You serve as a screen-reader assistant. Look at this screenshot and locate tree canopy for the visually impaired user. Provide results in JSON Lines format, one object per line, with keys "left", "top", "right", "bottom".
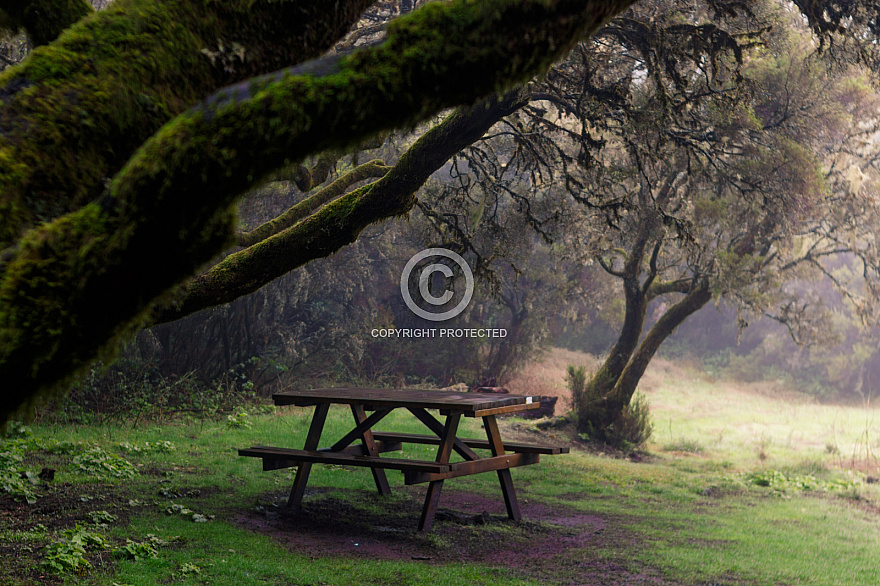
{"left": 393, "top": 0, "right": 880, "bottom": 433}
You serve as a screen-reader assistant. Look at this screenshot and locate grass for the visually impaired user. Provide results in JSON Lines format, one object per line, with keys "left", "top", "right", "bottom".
{"left": 4, "top": 349, "right": 880, "bottom": 584}
{"left": 642, "top": 357, "right": 880, "bottom": 472}
{"left": 108, "top": 516, "right": 523, "bottom": 586}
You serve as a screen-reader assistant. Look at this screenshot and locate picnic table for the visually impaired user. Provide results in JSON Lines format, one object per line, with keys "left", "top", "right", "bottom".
{"left": 239, "top": 387, "right": 569, "bottom": 531}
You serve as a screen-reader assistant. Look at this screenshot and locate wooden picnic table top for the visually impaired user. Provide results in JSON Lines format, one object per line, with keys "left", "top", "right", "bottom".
{"left": 272, "top": 387, "right": 540, "bottom": 415}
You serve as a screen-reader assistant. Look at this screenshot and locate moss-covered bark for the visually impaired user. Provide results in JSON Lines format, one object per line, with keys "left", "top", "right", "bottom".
{"left": 610, "top": 283, "right": 711, "bottom": 405}
{"left": 577, "top": 243, "right": 712, "bottom": 439}
{"left": 0, "top": 0, "right": 636, "bottom": 421}
{"left": 237, "top": 159, "right": 391, "bottom": 247}
{"left": 0, "top": 0, "right": 374, "bottom": 249}
{"left": 154, "top": 90, "right": 530, "bottom": 323}
{"left": 0, "top": 0, "right": 93, "bottom": 46}
{"left": 576, "top": 280, "right": 711, "bottom": 440}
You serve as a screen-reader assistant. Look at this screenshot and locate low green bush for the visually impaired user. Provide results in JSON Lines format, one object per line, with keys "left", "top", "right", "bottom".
{"left": 604, "top": 392, "right": 653, "bottom": 452}
{"left": 567, "top": 364, "right": 653, "bottom": 450}
{"left": 42, "top": 525, "right": 110, "bottom": 575}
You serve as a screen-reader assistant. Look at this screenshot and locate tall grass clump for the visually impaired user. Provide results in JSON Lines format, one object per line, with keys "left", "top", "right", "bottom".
{"left": 566, "top": 364, "right": 653, "bottom": 451}
{"left": 606, "top": 392, "right": 653, "bottom": 451}
{"left": 566, "top": 364, "right": 589, "bottom": 423}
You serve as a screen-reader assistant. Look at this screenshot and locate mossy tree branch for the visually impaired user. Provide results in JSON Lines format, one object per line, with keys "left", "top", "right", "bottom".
{"left": 155, "top": 90, "right": 530, "bottom": 323}
{"left": 0, "top": 0, "right": 374, "bottom": 249}
{"left": 237, "top": 159, "right": 391, "bottom": 248}
{"left": 0, "top": 0, "right": 636, "bottom": 421}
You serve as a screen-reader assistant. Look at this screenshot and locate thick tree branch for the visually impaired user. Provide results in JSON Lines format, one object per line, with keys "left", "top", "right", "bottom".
{"left": 646, "top": 277, "right": 693, "bottom": 301}
{"left": 610, "top": 280, "right": 712, "bottom": 403}
{"left": 237, "top": 159, "right": 391, "bottom": 247}
{"left": 153, "top": 90, "right": 531, "bottom": 323}
{"left": 0, "top": 0, "right": 375, "bottom": 249}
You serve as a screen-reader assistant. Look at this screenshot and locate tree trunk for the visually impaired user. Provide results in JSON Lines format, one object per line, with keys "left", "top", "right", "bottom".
{"left": 577, "top": 212, "right": 657, "bottom": 433}
{"left": 607, "top": 283, "right": 712, "bottom": 417}
{"left": 575, "top": 273, "right": 649, "bottom": 433}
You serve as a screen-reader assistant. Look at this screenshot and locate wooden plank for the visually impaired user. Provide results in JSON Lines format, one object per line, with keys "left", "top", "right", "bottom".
{"left": 318, "top": 440, "right": 402, "bottom": 455}
{"left": 418, "top": 478, "right": 444, "bottom": 532}
{"left": 351, "top": 404, "right": 391, "bottom": 496}
{"left": 438, "top": 402, "right": 543, "bottom": 417}
{"left": 371, "top": 432, "right": 569, "bottom": 455}
{"left": 257, "top": 440, "right": 403, "bottom": 470}
{"left": 417, "top": 411, "right": 460, "bottom": 532}
{"left": 239, "top": 446, "right": 452, "bottom": 473}
{"left": 272, "top": 387, "right": 540, "bottom": 414}
{"left": 404, "top": 452, "right": 539, "bottom": 485}
{"left": 485, "top": 414, "right": 521, "bottom": 521}
{"left": 407, "top": 408, "right": 480, "bottom": 461}
{"left": 470, "top": 402, "right": 542, "bottom": 417}
{"left": 329, "top": 408, "right": 392, "bottom": 451}
{"left": 287, "top": 402, "right": 328, "bottom": 510}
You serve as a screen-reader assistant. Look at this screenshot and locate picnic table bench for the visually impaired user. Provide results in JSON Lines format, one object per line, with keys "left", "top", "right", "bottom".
{"left": 239, "top": 387, "right": 569, "bottom": 531}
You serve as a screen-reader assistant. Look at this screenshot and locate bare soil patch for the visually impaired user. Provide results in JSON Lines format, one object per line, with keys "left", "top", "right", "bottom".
{"left": 236, "top": 487, "right": 678, "bottom": 585}
{"left": 0, "top": 482, "right": 137, "bottom": 585}
{"left": 0, "top": 475, "right": 219, "bottom": 585}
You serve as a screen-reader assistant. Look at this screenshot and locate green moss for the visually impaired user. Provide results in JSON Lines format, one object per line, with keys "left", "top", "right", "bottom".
{"left": 239, "top": 159, "right": 389, "bottom": 247}
{"left": 0, "top": 0, "right": 375, "bottom": 249}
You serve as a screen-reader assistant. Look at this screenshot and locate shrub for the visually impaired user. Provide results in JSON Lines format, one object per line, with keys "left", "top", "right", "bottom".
{"left": 566, "top": 364, "right": 653, "bottom": 451}
{"left": 73, "top": 448, "right": 136, "bottom": 479}
{"left": 46, "top": 357, "right": 259, "bottom": 425}
{"left": 114, "top": 539, "right": 158, "bottom": 561}
{"left": 0, "top": 441, "right": 40, "bottom": 504}
{"left": 42, "top": 525, "right": 110, "bottom": 575}
{"left": 604, "top": 392, "right": 653, "bottom": 452}
{"left": 565, "top": 364, "right": 589, "bottom": 422}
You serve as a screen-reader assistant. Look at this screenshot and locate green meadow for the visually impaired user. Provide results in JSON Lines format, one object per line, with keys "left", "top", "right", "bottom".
{"left": 3, "top": 352, "right": 880, "bottom": 585}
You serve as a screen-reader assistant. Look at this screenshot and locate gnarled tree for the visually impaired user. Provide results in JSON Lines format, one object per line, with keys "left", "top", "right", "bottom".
{"left": 413, "top": 0, "right": 880, "bottom": 441}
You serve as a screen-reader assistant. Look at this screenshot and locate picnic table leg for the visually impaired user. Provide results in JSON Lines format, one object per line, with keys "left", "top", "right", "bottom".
{"left": 287, "top": 402, "right": 329, "bottom": 510}
{"left": 483, "top": 414, "right": 522, "bottom": 522}
{"left": 351, "top": 404, "right": 391, "bottom": 496}
{"left": 417, "top": 411, "right": 461, "bottom": 531}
